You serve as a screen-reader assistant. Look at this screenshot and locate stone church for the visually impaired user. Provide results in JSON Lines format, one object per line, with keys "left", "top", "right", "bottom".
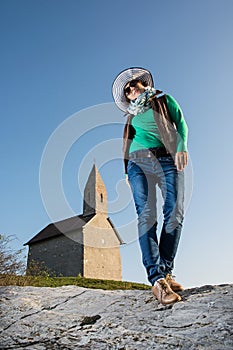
{"left": 24, "top": 165, "right": 123, "bottom": 280}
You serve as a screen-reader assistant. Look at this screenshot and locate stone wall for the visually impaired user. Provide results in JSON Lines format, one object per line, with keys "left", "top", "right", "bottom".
{"left": 83, "top": 215, "right": 122, "bottom": 280}
{"left": 83, "top": 246, "right": 122, "bottom": 281}
{"left": 27, "top": 231, "right": 83, "bottom": 277}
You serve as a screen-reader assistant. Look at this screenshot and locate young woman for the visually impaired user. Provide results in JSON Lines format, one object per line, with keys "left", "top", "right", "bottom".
{"left": 112, "top": 67, "right": 188, "bottom": 305}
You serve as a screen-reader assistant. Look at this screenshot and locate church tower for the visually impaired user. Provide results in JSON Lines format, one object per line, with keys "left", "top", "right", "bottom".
{"left": 83, "top": 164, "right": 108, "bottom": 216}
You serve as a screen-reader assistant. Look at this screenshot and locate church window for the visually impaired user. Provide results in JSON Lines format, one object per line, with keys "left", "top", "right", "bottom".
{"left": 100, "top": 193, "right": 103, "bottom": 202}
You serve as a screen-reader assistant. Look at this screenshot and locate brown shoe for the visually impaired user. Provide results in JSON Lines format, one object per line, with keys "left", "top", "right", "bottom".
{"left": 152, "top": 278, "right": 181, "bottom": 305}
{"left": 166, "top": 274, "right": 184, "bottom": 292}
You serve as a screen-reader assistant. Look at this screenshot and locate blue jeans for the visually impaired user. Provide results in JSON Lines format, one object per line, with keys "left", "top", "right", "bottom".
{"left": 127, "top": 153, "right": 184, "bottom": 286}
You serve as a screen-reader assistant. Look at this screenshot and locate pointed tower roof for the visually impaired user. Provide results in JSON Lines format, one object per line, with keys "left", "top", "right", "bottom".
{"left": 83, "top": 164, "right": 108, "bottom": 217}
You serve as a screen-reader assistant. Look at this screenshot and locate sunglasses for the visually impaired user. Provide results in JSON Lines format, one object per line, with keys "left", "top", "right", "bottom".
{"left": 124, "top": 79, "right": 141, "bottom": 96}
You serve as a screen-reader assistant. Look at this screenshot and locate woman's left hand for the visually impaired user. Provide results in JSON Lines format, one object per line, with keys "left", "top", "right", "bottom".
{"left": 175, "top": 152, "right": 188, "bottom": 171}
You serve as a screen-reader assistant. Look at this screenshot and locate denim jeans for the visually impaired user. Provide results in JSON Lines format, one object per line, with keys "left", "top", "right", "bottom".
{"left": 127, "top": 153, "right": 184, "bottom": 286}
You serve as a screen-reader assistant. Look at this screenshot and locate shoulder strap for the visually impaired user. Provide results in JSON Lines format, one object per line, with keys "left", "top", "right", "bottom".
{"left": 150, "top": 93, "right": 177, "bottom": 153}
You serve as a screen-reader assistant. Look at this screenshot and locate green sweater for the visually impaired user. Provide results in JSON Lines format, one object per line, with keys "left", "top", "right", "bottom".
{"left": 129, "top": 94, "right": 188, "bottom": 153}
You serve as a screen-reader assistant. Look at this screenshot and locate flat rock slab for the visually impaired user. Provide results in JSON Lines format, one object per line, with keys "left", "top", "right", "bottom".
{"left": 0, "top": 284, "right": 232, "bottom": 349}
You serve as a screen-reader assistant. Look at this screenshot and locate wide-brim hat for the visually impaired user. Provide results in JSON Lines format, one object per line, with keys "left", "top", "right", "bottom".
{"left": 112, "top": 67, "right": 154, "bottom": 113}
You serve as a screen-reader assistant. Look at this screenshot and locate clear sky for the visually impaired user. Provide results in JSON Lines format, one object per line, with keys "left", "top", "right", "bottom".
{"left": 1, "top": 0, "right": 233, "bottom": 288}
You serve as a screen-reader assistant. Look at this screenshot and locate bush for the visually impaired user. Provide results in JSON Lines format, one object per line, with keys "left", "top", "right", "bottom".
{"left": 0, "top": 234, "right": 26, "bottom": 275}
{"left": 26, "top": 259, "right": 56, "bottom": 277}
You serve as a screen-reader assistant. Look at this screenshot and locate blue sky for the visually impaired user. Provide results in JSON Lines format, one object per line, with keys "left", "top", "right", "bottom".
{"left": 1, "top": 0, "right": 233, "bottom": 288}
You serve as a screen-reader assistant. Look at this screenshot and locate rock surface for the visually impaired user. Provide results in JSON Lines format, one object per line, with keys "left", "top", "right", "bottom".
{"left": 0, "top": 284, "right": 232, "bottom": 349}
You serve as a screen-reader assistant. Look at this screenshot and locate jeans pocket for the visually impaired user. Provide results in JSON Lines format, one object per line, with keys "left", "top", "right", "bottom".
{"left": 127, "top": 160, "right": 135, "bottom": 173}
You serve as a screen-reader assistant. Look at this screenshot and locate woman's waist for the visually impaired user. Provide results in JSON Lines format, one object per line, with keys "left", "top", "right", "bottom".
{"left": 129, "top": 147, "right": 172, "bottom": 159}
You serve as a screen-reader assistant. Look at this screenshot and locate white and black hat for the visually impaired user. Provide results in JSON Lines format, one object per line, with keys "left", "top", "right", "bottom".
{"left": 112, "top": 67, "right": 154, "bottom": 113}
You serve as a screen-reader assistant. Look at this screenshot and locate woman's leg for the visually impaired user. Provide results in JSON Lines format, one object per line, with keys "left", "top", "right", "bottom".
{"left": 156, "top": 157, "right": 185, "bottom": 275}
{"left": 127, "top": 160, "right": 165, "bottom": 285}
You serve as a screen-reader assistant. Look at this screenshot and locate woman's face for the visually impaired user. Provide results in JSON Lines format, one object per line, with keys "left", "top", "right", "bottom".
{"left": 124, "top": 81, "right": 146, "bottom": 101}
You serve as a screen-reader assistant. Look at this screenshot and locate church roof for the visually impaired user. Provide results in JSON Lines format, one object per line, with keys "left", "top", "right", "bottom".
{"left": 24, "top": 214, "right": 124, "bottom": 246}
{"left": 24, "top": 214, "right": 95, "bottom": 245}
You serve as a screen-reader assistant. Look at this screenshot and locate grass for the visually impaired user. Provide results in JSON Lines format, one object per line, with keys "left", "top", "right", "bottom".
{"left": 0, "top": 274, "right": 150, "bottom": 290}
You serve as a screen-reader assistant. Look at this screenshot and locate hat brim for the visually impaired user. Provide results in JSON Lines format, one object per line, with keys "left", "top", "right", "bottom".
{"left": 112, "top": 67, "right": 154, "bottom": 113}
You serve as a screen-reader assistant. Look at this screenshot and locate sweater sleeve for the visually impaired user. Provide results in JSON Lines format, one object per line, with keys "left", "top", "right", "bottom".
{"left": 165, "top": 94, "right": 188, "bottom": 152}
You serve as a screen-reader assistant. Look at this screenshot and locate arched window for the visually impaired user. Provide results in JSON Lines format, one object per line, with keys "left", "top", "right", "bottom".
{"left": 100, "top": 193, "right": 103, "bottom": 203}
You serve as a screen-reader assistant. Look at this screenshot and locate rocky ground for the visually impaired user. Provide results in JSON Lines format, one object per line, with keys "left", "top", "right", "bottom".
{"left": 0, "top": 284, "right": 232, "bottom": 349}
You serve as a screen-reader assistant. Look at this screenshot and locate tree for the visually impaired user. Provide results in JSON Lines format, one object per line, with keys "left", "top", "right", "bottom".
{"left": 0, "top": 234, "right": 26, "bottom": 275}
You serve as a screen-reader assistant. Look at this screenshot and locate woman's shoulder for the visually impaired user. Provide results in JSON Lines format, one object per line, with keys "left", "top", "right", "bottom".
{"left": 164, "top": 94, "right": 182, "bottom": 110}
